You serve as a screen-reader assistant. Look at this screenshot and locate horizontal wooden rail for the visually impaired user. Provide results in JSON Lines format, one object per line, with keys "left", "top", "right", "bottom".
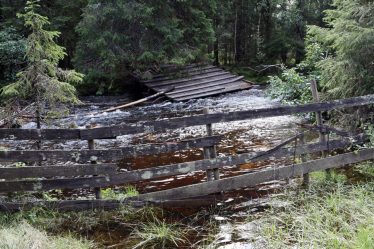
{"left": 137, "top": 148, "right": 374, "bottom": 201}
{"left": 0, "top": 164, "right": 117, "bottom": 180}
{"left": 0, "top": 197, "right": 219, "bottom": 212}
{"left": 0, "top": 135, "right": 366, "bottom": 193}
{"left": 1, "top": 94, "right": 374, "bottom": 140}
{"left": 81, "top": 94, "right": 374, "bottom": 139}
{"left": 0, "top": 199, "right": 145, "bottom": 212}
{"left": 0, "top": 176, "right": 109, "bottom": 193}
{"left": 0, "top": 129, "right": 81, "bottom": 140}
{"left": 0, "top": 136, "right": 221, "bottom": 162}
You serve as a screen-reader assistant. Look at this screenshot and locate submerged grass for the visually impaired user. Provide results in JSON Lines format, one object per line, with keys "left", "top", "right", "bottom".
{"left": 259, "top": 163, "right": 374, "bottom": 249}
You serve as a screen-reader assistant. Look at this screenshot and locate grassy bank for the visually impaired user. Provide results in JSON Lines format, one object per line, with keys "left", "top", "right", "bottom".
{"left": 258, "top": 162, "right": 374, "bottom": 249}
{"left": 1, "top": 163, "right": 373, "bottom": 248}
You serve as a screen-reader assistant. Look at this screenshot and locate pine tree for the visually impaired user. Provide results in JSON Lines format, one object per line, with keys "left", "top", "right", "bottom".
{"left": 0, "top": 0, "right": 83, "bottom": 123}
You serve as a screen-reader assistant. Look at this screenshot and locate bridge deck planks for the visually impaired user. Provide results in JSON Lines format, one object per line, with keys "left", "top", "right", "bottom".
{"left": 140, "top": 65, "right": 252, "bottom": 101}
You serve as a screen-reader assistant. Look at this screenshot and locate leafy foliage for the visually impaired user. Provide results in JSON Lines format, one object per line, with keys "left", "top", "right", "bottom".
{"left": 267, "top": 67, "right": 312, "bottom": 105}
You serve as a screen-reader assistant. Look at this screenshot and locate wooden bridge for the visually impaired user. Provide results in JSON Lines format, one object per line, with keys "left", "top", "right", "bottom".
{"left": 1, "top": 94, "right": 374, "bottom": 211}
{"left": 140, "top": 64, "right": 252, "bottom": 101}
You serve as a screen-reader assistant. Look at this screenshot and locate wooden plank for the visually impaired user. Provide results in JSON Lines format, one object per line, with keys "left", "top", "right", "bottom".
{"left": 137, "top": 148, "right": 374, "bottom": 201}
{"left": 158, "top": 74, "right": 239, "bottom": 92}
{"left": 106, "top": 136, "right": 367, "bottom": 185}
{"left": 174, "top": 82, "right": 252, "bottom": 101}
{"left": 3, "top": 95, "right": 374, "bottom": 141}
{"left": 0, "top": 164, "right": 117, "bottom": 180}
{"left": 169, "top": 80, "right": 248, "bottom": 100}
{"left": 0, "top": 176, "right": 110, "bottom": 193}
{"left": 0, "top": 198, "right": 217, "bottom": 212}
{"left": 144, "top": 65, "right": 215, "bottom": 81}
{"left": 0, "top": 136, "right": 366, "bottom": 193}
{"left": 166, "top": 77, "right": 245, "bottom": 97}
{"left": 145, "top": 71, "right": 230, "bottom": 87}
{"left": 143, "top": 68, "right": 223, "bottom": 84}
{"left": 0, "top": 136, "right": 221, "bottom": 162}
{"left": 0, "top": 128, "right": 81, "bottom": 140}
{"left": 148, "top": 65, "right": 217, "bottom": 80}
{"left": 0, "top": 199, "right": 145, "bottom": 212}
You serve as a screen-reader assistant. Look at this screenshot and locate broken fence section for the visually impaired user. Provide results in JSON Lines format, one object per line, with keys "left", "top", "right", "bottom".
{"left": 0, "top": 94, "right": 374, "bottom": 211}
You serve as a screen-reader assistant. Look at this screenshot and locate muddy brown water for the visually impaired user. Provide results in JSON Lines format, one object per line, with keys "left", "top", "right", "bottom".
{"left": 3, "top": 88, "right": 307, "bottom": 248}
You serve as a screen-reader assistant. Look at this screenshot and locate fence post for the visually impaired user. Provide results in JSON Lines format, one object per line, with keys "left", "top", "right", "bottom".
{"left": 203, "top": 108, "right": 220, "bottom": 181}
{"left": 310, "top": 80, "right": 330, "bottom": 178}
{"left": 87, "top": 124, "right": 101, "bottom": 199}
{"left": 300, "top": 133, "right": 309, "bottom": 188}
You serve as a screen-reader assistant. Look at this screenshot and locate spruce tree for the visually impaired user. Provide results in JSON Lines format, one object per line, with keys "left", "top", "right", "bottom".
{"left": 0, "top": 0, "right": 83, "bottom": 125}
{"left": 308, "top": 0, "right": 374, "bottom": 98}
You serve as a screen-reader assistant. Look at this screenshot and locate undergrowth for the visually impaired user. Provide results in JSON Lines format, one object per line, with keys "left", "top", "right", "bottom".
{"left": 259, "top": 163, "right": 374, "bottom": 249}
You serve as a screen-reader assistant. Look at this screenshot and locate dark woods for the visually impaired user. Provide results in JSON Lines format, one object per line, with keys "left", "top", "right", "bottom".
{"left": 0, "top": 0, "right": 373, "bottom": 97}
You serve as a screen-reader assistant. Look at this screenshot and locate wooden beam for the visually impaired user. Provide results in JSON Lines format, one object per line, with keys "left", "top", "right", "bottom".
{"left": 0, "top": 199, "right": 145, "bottom": 212}
{"left": 81, "top": 94, "right": 374, "bottom": 139}
{"left": 145, "top": 71, "right": 230, "bottom": 88}
{"left": 142, "top": 66, "right": 218, "bottom": 83}
{"left": 0, "top": 164, "right": 117, "bottom": 180}
{"left": 166, "top": 77, "right": 245, "bottom": 98}
{"left": 0, "top": 136, "right": 221, "bottom": 162}
{"left": 0, "top": 129, "right": 81, "bottom": 140}
{"left": 137, "top": 148, "right": 374, "bottom": 201}
{"left": 2, "top": 95, "right": 374, "bottom": 141}
{"left": 160, "top": 75, "right": 239, "bottom": 92}
{"left": 0, "top": 136, "right": 366, "bottom": 193}
{"left": 0, "top": 176, "right": 109, "bottom": 193}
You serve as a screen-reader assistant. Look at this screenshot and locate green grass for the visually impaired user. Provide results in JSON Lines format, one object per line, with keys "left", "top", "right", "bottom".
{"left": 0, "top": 221, "right": 93, "bottom": 249}
{"left": 131, "top": 218, "right": 188, "bottom": 249}
{"left": 258, "top": 163, "right": 374, "bottom": 249}
{"left": 101, "top": 185, "right": 139, "bottom": 201}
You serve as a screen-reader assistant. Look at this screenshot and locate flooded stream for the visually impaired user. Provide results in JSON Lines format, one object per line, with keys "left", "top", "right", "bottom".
{"left": 3, "top": 87, "right": 303, "bottom": 248}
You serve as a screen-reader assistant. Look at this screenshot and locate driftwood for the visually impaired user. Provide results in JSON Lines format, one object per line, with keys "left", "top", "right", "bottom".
{"left": 100, "top": 86, "right": 175, "bottom": 113}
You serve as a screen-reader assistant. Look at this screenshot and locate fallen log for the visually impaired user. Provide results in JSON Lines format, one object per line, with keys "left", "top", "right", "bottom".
{"left": 100, "top": 86, "right": 175, "bottom": 113}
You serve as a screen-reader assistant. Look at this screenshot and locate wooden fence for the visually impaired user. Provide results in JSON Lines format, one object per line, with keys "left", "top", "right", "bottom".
{"left": 0, "top": 94, "right": 373, "bottom": 211}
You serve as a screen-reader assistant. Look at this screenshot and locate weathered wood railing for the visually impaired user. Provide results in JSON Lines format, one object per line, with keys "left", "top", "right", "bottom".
{"left": 0, "top": 94, "right": 373, "bottom": 211}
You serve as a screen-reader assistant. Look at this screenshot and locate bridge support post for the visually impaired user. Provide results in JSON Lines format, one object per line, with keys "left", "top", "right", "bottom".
{"left": 203, "top": 108, "right": 220, "bottom": 181}
{"left": 87, "top": 124, "right": 101, "bottom": 199}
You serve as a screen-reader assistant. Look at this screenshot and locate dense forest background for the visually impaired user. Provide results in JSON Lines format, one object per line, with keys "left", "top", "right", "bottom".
{"left": 0, "top": 0, "right": 373, "bottom": 98}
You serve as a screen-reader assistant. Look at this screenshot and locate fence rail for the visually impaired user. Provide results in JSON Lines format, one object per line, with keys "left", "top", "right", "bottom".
{"left": 0, "top": 93, "right": 373, "bottom": 211}
{"left": 1, "top": 94, "right": 374, "bottom": 140}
